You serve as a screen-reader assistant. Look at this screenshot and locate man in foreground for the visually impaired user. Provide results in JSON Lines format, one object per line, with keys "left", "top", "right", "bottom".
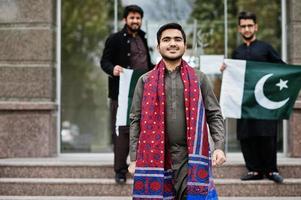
{"left": 129, "top": 23, "right": 226, "bottom": 200}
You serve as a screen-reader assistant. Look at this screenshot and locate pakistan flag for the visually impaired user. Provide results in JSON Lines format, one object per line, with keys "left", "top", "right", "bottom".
{"left": 220, "top": 59, "right": 301, "bottom": 119}
{"left": 115, "top": 68, "right": 147, "bottom": 135}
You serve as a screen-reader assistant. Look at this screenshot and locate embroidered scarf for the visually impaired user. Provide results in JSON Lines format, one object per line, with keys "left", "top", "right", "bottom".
{"left": 133, "top": 60, "right": 218, "bottom": 200}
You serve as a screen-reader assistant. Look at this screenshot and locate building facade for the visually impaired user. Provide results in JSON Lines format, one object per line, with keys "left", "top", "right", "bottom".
{"left": 0, "top": 0, "right": 300, "bottom": 158}
{"left": 0, "top": 0, "right": 57, "bottom": 158}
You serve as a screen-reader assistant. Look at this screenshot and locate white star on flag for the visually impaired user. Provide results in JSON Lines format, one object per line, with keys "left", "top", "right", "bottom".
{"left": 276, "top": 79, "right": 288, "bottom": 91}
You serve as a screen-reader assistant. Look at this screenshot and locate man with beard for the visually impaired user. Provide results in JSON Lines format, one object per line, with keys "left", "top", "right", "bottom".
{"left": 221, "top": 11, "right": 284, "bottom": 183}
{"left": 128, "top": 23, "right": 226, "bottom": 200}
{"left": 101, "top": 5, "right": 153, "bottom": 184}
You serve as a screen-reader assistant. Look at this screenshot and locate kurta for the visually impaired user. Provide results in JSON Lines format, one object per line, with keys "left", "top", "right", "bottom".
{"left": 129, "top": 67, "right": 224, "bottom": 199}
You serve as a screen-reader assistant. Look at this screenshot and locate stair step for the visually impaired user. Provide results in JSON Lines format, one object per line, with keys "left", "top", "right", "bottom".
{"left": 0, "top": 178, "right": 300, "bottom": 196}
{"left": 1, "top": 155, "right": 300, "bottom": 197}
{"left": 0, "top": 197, "right": 300, "bottom": 200}
{"left": 0, "top": 197, "right": 131, "bottom": 200}
{"left": 1, "top": 157, "right": 301, "bottom": 179}
{"left": 0, "top": 165, "right": 114, "bottom": 179}
{"left": 213, "top": 163, "right": 301, "bottom": 178}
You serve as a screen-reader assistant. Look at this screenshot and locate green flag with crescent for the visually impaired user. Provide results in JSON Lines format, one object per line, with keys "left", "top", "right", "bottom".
{"left": 115, "top": 68, "right": 147, "bottom": 135}
{"left": 220, "top": 59, "right": 301, "bottom": 119}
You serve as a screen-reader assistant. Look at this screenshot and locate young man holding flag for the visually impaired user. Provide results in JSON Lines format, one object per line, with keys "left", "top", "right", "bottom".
{"left": 221, "top": 11, "right": 286, "bottom": 183}
{"left": 100, "top": 5, "right": 153, "bottom": 184}
{"left": 129, "top": 23, "right": 226, "bottom": 200}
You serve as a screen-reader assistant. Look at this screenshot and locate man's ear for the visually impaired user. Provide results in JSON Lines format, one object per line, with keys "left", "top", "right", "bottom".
{"left": 254, "top": 24, "right": 258, "bottom": 32}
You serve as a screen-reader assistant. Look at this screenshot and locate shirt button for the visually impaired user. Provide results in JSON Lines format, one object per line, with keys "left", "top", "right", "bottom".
{"left": 127, "top": 53, "right": 131, "bottom": 56}
{"left": 127, "top": 40, "right": 130, "bottom": 43}
{"left": 123, "top": 33, "right": 127, "bottom": 37}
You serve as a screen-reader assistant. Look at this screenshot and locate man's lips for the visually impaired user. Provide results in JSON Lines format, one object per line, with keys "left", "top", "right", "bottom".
{"left": 167, "top": 48, "right": 179, "bottom": 53}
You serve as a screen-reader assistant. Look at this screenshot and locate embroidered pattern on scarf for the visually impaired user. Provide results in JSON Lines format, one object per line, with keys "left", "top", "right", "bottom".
{"left": 133, "top": 60, "right": 218, "bottom": 200}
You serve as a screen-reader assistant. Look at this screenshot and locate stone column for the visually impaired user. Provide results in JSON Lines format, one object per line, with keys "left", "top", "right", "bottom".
{"left": 287, "top": 0, "right": 301, "bottom": 157}
{"left": 0, "top": 0, "right": 57, "bottom": 157}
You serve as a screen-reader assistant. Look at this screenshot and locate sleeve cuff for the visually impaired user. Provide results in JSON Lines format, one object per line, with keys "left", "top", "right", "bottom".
{"left": 130, "top": 152, "right": 136, "bottom": 162}
{"left": 214, "top": 141, "right": 225, "bottom": 152}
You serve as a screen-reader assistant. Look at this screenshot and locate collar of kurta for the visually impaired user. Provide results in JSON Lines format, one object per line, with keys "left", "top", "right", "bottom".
{"left": 132, "top": 59, "right": 218, "bottom": 200}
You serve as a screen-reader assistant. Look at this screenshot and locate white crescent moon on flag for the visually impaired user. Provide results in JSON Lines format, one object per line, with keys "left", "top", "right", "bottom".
{"left": 254, "top": 73, "right": 289, "bottom": 110}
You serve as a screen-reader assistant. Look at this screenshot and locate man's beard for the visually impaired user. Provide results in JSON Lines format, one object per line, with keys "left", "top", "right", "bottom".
{"left": 242, "top": 33, "right": 255, "bottom": 41}
{"left": 127, "top": 24, "right": 140, "bottom": 33}
{"left": 161, "top": 54, "right": 183, "bottom": 62}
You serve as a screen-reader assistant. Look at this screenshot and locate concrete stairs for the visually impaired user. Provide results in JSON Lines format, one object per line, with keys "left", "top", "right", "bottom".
{"left": 0, "top": 154, "right": 301, "bottom": 198}
{"left": 0, "top": 197, "right": 301, "bottom": 200}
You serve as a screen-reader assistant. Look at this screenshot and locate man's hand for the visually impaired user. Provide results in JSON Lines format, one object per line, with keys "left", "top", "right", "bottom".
{"left": 219, "top": 63, "right": 226, "bottom": 72}
{"left": 212, "top": 149, "right": 226, "bottom": 167}
{"left": 128, "top": 161, "right": 136, "bottom": 175}
{"left": 113, "top": 65, "right": 123, "bottom": 76}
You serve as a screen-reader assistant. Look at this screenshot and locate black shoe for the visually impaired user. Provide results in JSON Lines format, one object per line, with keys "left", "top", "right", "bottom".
{"left": 115, "top": 173, "right": 126, "bottom": 184}
{"left": 266, "top": 172, "right": 283, "bottom": 183}
{"left": 240, "top": 171, "right": 263, "bottom": 181}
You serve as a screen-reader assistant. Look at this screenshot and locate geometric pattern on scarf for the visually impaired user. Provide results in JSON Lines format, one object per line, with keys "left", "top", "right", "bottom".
{"left": 133, "top": 59, "right": 218, "bottom": 200}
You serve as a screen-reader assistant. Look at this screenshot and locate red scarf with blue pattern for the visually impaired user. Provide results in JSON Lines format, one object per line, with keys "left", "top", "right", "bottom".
{"left": 133, "top": 60, "right": 218, "bottom": 200}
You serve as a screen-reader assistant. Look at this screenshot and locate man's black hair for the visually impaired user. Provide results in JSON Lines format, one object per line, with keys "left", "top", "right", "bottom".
{"left": 123, "top": 5, "right": 144, "bottom": 18}
{"left": 156, "top": 23, "right": 186, "bottom": 44}
{"left": 238, "top": 11, "right": 257, "bottom": 25}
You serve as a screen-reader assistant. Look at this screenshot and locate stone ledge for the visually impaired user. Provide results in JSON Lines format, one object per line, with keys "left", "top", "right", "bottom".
{"left": 0, "top": 101, "right": 56, "bottom": 110}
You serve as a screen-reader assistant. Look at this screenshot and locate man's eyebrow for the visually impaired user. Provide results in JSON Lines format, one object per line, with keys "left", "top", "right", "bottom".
{"left": 160, "top": 36, "right": 171, "bottom": 40}
{"left": 161, "top": 36, "right": 183, "bottom": 40}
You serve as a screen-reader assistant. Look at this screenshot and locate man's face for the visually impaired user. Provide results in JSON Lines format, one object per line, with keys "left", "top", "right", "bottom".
{"left": 157, "top": 29, "right": 186, "bottom": 61}
{"left": 238, "top": 19, "right": 258, "bottom": 41}
{"left": 124, "top": 12, "right": 142, "bottom": 33}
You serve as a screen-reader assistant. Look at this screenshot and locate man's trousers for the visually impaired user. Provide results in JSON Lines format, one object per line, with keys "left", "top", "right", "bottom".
{"left": 240, "top": 136, "right": 278, "bottom": 175}
{"left": 110, "top": 99, "right": 129, "bottom": 174}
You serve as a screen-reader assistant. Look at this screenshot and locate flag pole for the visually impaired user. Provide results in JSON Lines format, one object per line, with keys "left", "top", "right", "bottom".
{"left": 224, "top": 0, "right": 228, "bottom": 58}
{"left": 114, "top": 0, "right": 118, "bottom": 33}
{"left": 56, "top": 0, "right": 62, "bottom": 155}
{"left": 224, "top": 0, "right": 229, "bottom": 154}
{"left": 281, "top": 0, "right": 288, "bottom": 155}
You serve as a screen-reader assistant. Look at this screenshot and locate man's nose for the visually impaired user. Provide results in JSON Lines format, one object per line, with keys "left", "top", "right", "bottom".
{"left": 133, "top": 18, "right": 140, "bottom": 23}
{"left": 169, "top": 39, "right": 177, "bottom": 46}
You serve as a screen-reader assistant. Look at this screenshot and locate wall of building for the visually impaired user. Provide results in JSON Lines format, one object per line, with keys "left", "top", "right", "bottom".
{"left": 0, "top": 0, "right": 57, "bottom": 158}
{"left": 0, "top": 0, "right": 300, "bottom": 158}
